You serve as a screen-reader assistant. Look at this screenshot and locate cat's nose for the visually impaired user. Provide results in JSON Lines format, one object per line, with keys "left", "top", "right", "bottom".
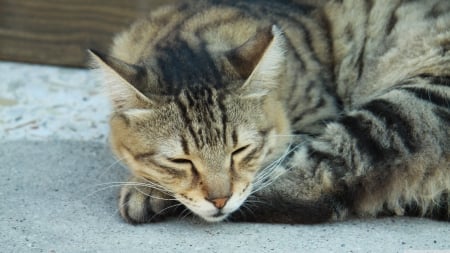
{"left": 207, "top": 197, "right": 229, "bottom": 209}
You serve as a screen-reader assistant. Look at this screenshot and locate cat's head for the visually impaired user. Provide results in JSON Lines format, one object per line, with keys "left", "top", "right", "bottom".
{"left": 91, "top": 25, "right": 291, "bottom": 222}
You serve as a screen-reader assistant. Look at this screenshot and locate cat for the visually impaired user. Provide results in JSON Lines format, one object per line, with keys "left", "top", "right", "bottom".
{"left": 90, "top": 0, "right": 450, "bottom": 224}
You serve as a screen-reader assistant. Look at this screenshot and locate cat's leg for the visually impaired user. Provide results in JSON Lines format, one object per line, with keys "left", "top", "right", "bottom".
{"left": 233, "top": 74, "right": 450, "bottom": 223}
{"left": 118, "top": 176, "right": 183, "bottom": 224}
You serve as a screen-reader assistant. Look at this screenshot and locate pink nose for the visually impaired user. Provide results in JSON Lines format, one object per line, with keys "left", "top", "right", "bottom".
{"left": 208, "top": 197, "right": 229, "bottom": 209}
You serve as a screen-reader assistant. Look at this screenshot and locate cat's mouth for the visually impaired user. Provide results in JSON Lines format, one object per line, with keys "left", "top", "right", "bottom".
{"left": 212, "top": 211, "right": 226, "bottom": 218}
{"left": 188, "top": 204, "right": 235, "bottom": 222}
{"left": 177, "top": 187, "right": 252, "bottom": 222}
{"left": 202, "top": 211, "right": 228, "bottom": 222}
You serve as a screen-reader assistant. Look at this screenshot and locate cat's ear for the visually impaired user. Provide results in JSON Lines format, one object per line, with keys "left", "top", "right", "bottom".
{"left": 226, "top": 25, "right": 286, "bottom": 98}
{"left": 89, "top": 49, "right": 153, "bottom": 110}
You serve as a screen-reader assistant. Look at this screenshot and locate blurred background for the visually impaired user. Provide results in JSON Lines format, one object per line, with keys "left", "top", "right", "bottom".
{"left": 0, "top": 0, "right": 327, "bottom": 67}
{"left": 0, "top": 0, "right": 174, "bottom": 141}
{"left": 0, "top": 0, "right": 177, "bottom": 67}
{"left": 0, "top": 0, "right": 326, "bottom": 141}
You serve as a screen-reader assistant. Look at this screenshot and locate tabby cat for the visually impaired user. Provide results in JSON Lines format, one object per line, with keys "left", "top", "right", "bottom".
{"left": 90, "top": 0, "right": 450, "bottom": 224}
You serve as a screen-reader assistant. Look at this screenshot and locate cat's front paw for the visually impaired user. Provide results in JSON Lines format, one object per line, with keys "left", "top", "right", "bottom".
{"left": 118, "top": 178, "right": 178, "bottom": 224}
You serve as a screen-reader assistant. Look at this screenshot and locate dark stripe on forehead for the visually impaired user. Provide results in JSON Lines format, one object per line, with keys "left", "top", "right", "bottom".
{"left": 155, "top": 37, "right": 223, "bottom": 94}
{"left": 174, "top": 99, "right": 202, "bottom": 148}
{"left": 217, "top": 93, "right": 229, "bottom": 144}
{"left": 180, "top": 136, "right": 190, "bottom": 155}
{"left": 232, "top": 129, "right": 238, "bottom": 147}
{"left": 204, "top": 91, "right": 219, "bottom": 123}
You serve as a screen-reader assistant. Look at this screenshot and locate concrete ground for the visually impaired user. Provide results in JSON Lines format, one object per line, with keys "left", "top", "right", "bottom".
{"left": 0, "top": 61, "right": 449, "bottom": 252}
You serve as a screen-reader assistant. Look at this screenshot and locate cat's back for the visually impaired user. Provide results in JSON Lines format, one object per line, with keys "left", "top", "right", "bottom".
{"left": 110, "top": 0, "right": 318, "bottom": 65}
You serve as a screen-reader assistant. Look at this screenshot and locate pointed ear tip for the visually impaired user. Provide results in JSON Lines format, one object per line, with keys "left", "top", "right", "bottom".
{"left": 271, "top": 25, "right": 283, "bottom": 37}
{"left": 87, "top": 48, "right": 107, "bottom": 59}
{"left": 86, "top": 49, "right": 114, "bottom": 69}
{"left": 87, "top": 48, "right": 95, "bottom": 55}
{"left": 86, "top": 49, "right": 105, "bottom": 68}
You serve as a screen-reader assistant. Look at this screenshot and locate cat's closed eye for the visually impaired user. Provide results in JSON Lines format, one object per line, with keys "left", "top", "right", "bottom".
{"left": 169, "top": 158, "right": 192, "bottom": 165}
{"left": 232, "top": 145, "right": 251, "bottom": 156}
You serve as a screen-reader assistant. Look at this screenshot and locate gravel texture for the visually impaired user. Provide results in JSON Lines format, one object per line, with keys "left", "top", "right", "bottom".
{"left": 0, "top": 61, "right": 109, "bottom": 141}
{"left": 0, "top": 61, "right": 449, "bottom": 252}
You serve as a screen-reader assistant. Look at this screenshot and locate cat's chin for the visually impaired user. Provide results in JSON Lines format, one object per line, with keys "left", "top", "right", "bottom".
{"left": 200, "top": 213, "right": 229, "bottom": 223}
{"left": 178, "top": 202, "right": 232, "bottom": 223}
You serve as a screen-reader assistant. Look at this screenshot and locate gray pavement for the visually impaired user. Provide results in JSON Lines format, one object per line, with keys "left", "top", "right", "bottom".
{"left": 1, "top": 140, "right": 449, "bottom": 253}
{"left": 0, "top": 61, "right": 449, "bottom": 252}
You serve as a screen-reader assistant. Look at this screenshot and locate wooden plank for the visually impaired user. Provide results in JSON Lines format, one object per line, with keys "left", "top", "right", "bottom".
{"left": 0, "top": 0, "right": 326, "bottom": 68}
{"left": 0, "top": 0, "right": 176, "bottom": 67}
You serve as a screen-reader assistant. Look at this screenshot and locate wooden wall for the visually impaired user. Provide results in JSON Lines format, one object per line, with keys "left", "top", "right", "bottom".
{"left": 0, "top": 0, "right": 177, "bottom": 67}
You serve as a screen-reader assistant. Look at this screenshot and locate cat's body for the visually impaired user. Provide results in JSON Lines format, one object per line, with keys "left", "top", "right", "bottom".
{"left": 91, "top": 0, "right": 450, "bottom": 224}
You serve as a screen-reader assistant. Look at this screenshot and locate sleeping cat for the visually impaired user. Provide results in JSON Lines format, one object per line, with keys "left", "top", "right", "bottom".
{"left": 90, "top": 0, "right": 450, "bottom": 224}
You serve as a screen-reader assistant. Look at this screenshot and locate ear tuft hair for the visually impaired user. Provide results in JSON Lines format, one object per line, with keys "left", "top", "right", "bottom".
{"left": 227, "top": 25, "right": 287, "bottom": 98}
{"left": 89, "top": 49, "right": 153, "bottom": 111}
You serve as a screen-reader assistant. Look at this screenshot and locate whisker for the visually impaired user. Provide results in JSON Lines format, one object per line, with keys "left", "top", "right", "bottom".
{"left": 92, "top": 182, "right": 170, "bottom": 193}
{"left": 83, "top": 182, "right": 174, "bottom": 203}
{"left": 252, "top": 144, "right": 293, "bottom": 187}
{"left": 81, "top": 183, "right": 142, "bottom": 201}
{"left": 140, "top": 177, "right": 174, "bottom": 194}
{"left": 177, "top": 209, "right": 189, "bottom": 220}
{"left": 242, "top": 203, "right": 255, "bottom": 213}
{"left": 93, "top": 181, "right": 147, "bottom": 187}
{"left": 149, "top": 203, "right": 184, "bottom": 222}
{"left": 244, "top": 199, "right": 268, "bottom": 206}
{"left": 235, "top": 208, "right": 248, "bottom": 221}
{"left": 251, "top": 165, "right": 296, "bottom": 194}
{"left": 82, "top": 185, "right": 119, "bottom": 200}
{"left": 251, "top": 143, "right": 302, "bottom": 194}
{"left": 178, "top": 208, "right": 193, "bottom": 221}
{"left": 254, "top": 150, "right": 287, "bottom": 181}
{"left": 98, "top": 157, "right": 126, "bottom": 179}
{"left": 110, "top": 195, "right": 130, "bottom": 221}
{"left": 132, "top": 186, "right": 177, "bottom": 201}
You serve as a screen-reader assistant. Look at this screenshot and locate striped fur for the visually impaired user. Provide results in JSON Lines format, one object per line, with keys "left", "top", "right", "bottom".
{"left": 91, "top": 0, "right": 450, "bottom": 224}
